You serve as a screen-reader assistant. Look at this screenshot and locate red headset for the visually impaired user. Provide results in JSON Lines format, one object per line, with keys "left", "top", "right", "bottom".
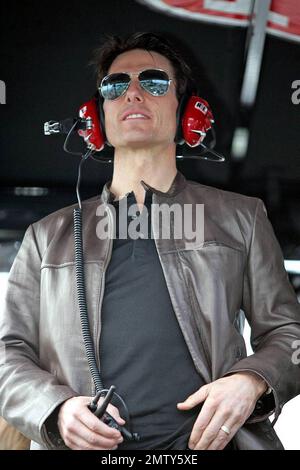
{"left": 78, "top": 93, "right": 214, "bottom": 152}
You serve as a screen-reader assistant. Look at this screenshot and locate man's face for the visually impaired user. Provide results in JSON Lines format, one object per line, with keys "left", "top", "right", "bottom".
{"left": 102, "top": 49, "right": 178, "bottom": 150}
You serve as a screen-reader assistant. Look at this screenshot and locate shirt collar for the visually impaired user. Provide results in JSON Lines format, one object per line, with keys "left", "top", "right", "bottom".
{"left": 100, "top": 170, "right": 186, "bottom": 205}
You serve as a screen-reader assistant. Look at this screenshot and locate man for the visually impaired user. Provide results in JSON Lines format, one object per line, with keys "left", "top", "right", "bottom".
{"left": 0, "top": 32, "right": 300, "bottom": 451}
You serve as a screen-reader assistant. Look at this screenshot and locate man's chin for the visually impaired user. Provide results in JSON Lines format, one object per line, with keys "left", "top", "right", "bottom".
{"left": 116, "top": 136, "right": 157, "bottom": 149}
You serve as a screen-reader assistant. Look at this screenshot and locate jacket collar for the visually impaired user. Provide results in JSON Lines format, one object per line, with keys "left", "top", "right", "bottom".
{"left": 100, "top": 170, "right": 187, "bottom": 204}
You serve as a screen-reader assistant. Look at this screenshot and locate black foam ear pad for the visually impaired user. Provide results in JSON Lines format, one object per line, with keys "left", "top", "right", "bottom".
{"left": 174, "top": 93, "right": 190, "bottom": 145}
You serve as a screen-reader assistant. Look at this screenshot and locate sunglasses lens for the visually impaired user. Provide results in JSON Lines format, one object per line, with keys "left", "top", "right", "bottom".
{"left": 100, "top": 73, "right": 130, "bottom": 100}
{"left": 139, "top": 69, "right": 170, "bottom": 96}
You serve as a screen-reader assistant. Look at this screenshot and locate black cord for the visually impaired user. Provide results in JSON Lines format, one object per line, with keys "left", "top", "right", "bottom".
{"left": 91, "top": 388, "right": 131, "bottom": 424}
{"left": 208, "top": 127, "right": 217, "bottom": 150}
{"left": 90, "top": 154, "right": 113, "bottom": 164}
{"left": 198, "top": 143, "right": 225, "bottom": 162}
{"left": 75, "top": 149, "right": 93, "bottom": 210}
{"left": 63, "top": 119, "right": 83, "bottom": 156}
{"left": 73, "top": 152, "right": 137, "bottom": 439}
{"left": 74, "top": 205, "right": 104, "bottom": 392}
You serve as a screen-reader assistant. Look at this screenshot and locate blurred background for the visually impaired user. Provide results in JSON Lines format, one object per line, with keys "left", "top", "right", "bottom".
{"left": 0, "top": 0, "right": 299, "bottom": 449}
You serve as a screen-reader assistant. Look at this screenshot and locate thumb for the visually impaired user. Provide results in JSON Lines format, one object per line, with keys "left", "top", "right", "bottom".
{"left": 177, "top": 385, "right": 209, "bottom": 410}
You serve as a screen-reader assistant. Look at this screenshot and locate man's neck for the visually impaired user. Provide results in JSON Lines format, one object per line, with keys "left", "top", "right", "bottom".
{"left": 109, "top": 145, "right": 178, "bottom": 208}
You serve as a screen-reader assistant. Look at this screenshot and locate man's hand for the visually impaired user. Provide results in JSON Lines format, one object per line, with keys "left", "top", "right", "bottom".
{"left": 57, "top": 396, "right": 126, "bottom": 450}
{"left": 177, "top": 372, "right": 268, "bottom": 450}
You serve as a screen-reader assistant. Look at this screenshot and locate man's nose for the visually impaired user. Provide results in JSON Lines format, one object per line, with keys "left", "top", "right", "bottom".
{"left": 125, "top": 78, "right": 144, "bottom": 102}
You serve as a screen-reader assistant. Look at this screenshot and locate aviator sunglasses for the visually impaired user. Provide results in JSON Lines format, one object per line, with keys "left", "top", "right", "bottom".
{"left": 99, "top": 68, "right": 173, "bottom": 100}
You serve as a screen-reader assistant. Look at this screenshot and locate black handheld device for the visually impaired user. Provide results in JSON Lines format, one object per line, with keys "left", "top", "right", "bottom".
{"left": 88, "top": 386, "right": 140, "bottom": 442}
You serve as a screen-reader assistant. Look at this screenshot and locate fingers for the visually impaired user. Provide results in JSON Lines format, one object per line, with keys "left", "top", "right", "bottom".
{"left": 101, "top": 401, "right": 126, "bottom": 426}
{"left": 177, "top": 384, "right": 210, "bottom": 410}
{"left": 62, "top": 418, "right": 124, "bottom": 450}
{"left": 77, "top": 402, "right": 124, "bottom": 438}
{"left": 67, "top": 433, "right": 123, "bottom": 450}
{"left": 187, "top": 395, "right": 217, "bottom": 449}
{"left": 192, "top": 406, "right": 232, "bottom": 450}
{"left": 190, "top": 400, "right": 246, "bottom": 450}
{"left": 206, "top": 417, "right": 239, "bottom": 450}
{"left": 57, "top": 396, "right": 125, "bottom": 450}
{"left": 204, "top": 401, "right": 250, "bottom": 451}
{"left": 185, "top": 375, "right": 263, "bottom": 451}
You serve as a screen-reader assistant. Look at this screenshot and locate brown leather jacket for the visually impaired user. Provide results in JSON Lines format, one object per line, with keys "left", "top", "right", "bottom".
{"left": 1, "top": 171, "right": 300, "bottom": 450}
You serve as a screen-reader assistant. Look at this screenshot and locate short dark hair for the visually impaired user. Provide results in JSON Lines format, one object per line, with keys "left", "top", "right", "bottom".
{"left": 90, "top": 32, "right": 196, "bottom": 100}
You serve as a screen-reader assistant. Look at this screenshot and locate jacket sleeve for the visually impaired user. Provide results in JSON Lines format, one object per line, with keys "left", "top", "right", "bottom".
{"left": 0, "top": 224, "right": 77, "bottom": 448}
{"left": 224, "top": 198, "right": 300, "bottom": 424}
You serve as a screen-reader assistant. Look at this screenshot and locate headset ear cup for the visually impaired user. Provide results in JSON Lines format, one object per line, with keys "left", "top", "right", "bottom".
{"left": 181, "top": 95, "right": 214, "bottom": 147}
{"left": 175, "top": 94, "right": 189, "bottom": 145}
{"left": 78, "top": 96, "right": 105, "bottom": 151}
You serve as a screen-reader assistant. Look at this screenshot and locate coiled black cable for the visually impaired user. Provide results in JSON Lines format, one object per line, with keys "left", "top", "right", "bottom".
{"left": 74, "top": 205, "right": 104, "bottom": 393}
{"left": 73, "top": 152, "right": 139, "bottom": 440}
{"left": 74, "top": 150, "right": 103, "bottom": 392}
